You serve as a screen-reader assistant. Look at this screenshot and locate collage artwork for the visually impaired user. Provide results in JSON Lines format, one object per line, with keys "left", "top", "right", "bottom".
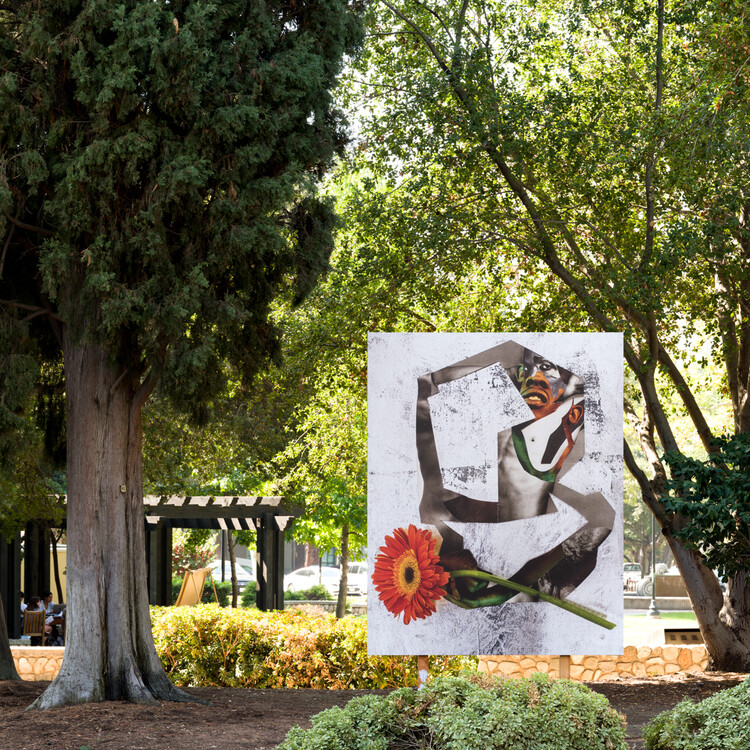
{"left": 367, "top": 333, "right": 623, "bottom": 656}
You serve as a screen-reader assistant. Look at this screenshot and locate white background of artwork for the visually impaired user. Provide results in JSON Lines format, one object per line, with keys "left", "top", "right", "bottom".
{"left": 367, "top": 332, "right": 623, "bottom": 656}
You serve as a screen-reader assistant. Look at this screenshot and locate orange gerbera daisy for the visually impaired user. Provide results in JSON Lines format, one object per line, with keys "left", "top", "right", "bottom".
{"left": 372, "top": 525, "right": 450, "bottom": 624}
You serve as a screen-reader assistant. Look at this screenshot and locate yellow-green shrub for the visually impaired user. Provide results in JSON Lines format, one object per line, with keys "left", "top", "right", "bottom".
{"left": 151, "top": 604, "right": 476, "bottom": 689}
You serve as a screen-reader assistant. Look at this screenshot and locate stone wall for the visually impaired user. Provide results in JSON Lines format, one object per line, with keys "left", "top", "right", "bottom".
{"left": 13, "top": 643, "right": 709, "bottom": 683}
{"left": 480, "top": 644, "right": 708, "bottom": 681}
{"left": 12, "top": 646, "right": 65, "bottom": 681}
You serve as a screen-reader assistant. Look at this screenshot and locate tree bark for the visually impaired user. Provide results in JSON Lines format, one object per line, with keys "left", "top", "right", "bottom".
{"left": 31, "top": 339, "right": 194, "bottom": 708}
{"left": 336, "top": 524, "right": 349, "bottom": 619}
{"left": 0, "top": 596, "right": 21, "bottom": 681}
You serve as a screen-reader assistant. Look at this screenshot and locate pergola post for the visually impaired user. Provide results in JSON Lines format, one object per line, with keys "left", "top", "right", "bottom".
{"left": 256, "top": 512, "right": 285, "bottom": 611}
{"left": 23, "top": 521, "right": 50, "bottom": 602}
{"left": 0, "top": 533, "right": 22, "bottom": 639}
{"left": 146, "top": 520, "right": 172, "bottom": 606}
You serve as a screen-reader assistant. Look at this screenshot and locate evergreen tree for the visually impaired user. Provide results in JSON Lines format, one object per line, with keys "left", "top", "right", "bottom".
{"left": 0, "top": 0, "right": 360, "bottom": 707}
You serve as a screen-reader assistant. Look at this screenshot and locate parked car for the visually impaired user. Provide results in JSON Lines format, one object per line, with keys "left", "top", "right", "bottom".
{"left": 284, "top": 565, "right": 342, "bottom": 596}
{"left": 623, "top": 562, "right": 641, "bottom": 590}
{"left": 346, "top": 562, "right": 368, "bottom": 596}
{"left": 208, "top": 559, "right": 255, "bottom": 592}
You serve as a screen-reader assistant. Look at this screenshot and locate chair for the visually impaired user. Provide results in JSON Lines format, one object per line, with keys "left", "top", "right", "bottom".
{"left": 22, "top": 609, "right": 46, "bottom": 646}
{"left": 174, "top": 567, "right": 219, "bottom": 606}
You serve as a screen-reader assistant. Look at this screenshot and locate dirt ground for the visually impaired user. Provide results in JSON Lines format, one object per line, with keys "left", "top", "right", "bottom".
{"left": 0, "top": 672, "right": 745, "bottom": 750}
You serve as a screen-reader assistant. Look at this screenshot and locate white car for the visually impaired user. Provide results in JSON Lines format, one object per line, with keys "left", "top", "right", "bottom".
{"left": 208, "top": 559, "right": 255, "bottom": 591}
{"left": 284, "top": 565, "right": 341, "bottom": 596}
{"left": 346, "top": 562, "right": 368, "bottom": 596}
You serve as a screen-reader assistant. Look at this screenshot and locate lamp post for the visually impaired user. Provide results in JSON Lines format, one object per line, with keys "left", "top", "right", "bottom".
{"left": 647, "top": 512, "right": 661, "bottom": 618}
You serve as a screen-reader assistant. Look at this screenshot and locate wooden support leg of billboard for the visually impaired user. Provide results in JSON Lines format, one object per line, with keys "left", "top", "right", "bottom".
{"left": 417, "top": 655, "right": 429, "bottom": 688}
{"left": 559, "top": 655, "right": 571, "bottom": 679}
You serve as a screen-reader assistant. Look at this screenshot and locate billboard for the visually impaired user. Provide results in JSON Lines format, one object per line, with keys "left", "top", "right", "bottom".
{"left": 367, "top": 333, "right": 623, "bottom": 655}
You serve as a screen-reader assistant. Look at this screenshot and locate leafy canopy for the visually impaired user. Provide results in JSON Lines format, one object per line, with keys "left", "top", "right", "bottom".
{"left": 0, "top": 0, "right": 362, "bottom": 420}
{"left": 663, "top": 435, "right": 750, "bottom": 579}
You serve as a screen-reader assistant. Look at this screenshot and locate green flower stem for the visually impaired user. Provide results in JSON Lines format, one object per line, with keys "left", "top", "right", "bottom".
{"left": 446, "top": 570, "right": 616, "bottom": 630}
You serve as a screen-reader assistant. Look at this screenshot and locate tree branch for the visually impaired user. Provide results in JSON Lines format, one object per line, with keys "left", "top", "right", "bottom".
{"left": 5, "top": 213, "right": 53, "bottom": 237}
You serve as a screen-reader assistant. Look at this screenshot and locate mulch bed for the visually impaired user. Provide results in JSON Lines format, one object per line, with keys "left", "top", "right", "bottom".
{"left": 0, "top": 672, "right": 745, "bottom": 750}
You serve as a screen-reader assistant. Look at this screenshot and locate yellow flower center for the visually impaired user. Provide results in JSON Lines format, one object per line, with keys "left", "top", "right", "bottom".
{"left": 394, "top": 550, "right": 422, "bottom": 596}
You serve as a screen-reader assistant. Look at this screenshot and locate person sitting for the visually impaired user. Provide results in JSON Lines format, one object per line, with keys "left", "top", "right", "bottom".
{"left": 40, "top": 591, "right": 64, "bottom": 645}
{"left": 42, "top": 590, "right": 55, "bottom": 614}
{"left": 24, "top": 596, "right": 43, "bottom": 645}
{"left": 19, "top": 591, "right": 26, "bottom": 628}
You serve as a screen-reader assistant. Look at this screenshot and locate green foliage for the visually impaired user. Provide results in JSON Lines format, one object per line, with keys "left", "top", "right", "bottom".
{"left": 150, "top": 604, "right": 475, "bottom": 688}
{"left": 644, "top": 677, "right": 750, "bottom": 750}
{"left": 0, "top": 0, "right": 363, "bottom": 511}
{"left": 662, "top": 435, "right": 750, "bottom": 578}
{"left": 285, "top": 584, "right": 334, "bottom": 601}
{"left": 171, "top": 577, "right": 232, "bottom": 607}
{"left": 171, "top": 529, "right": 216, "bottom": 577}
{"left": 279, "top": 673, "right": 627, "bottom": 750}
{"left": 240, "top": 581, "right": 257, "bottom": 607}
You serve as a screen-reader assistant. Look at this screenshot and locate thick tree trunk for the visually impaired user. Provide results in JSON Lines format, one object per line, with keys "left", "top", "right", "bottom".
{"left": 0, "top": 597, "right": 21, "bottom": 681}
{"left": 336, "top": 524, "right": 349, "bottom": 619}
{"left": 31, "top": 339, "right": 193, "bottom": 708}
{"left": 666, "top": 534, "right": 750, "bottom": 671}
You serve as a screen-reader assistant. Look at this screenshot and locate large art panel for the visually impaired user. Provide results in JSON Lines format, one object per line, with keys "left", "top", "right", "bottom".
{"left": 367, "top": 333, "right": 623, "bottom": 656}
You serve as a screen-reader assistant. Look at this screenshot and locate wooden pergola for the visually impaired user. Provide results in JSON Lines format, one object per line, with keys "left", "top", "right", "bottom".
{"left": 0, "top": 495, "right": 297, "bottom": 639}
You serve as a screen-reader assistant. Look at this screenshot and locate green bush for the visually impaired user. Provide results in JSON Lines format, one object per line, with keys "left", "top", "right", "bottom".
{"left": 278, "top": 673, "right": 628, "bottom": 750}
{"left": 240, "top": 582, "right": 334, "bottom": 607}
{"left": 240, "top": 581, "right": 257, "bottom": 607}
{"left": 171, "top": 576, "right": 232, "bottom": 607}
{"left": 286, "top": 584, "right": 334, "bottom": 601}
{"left": 150, "top": 604, "right": 475, "bottom": 689}
{"left": 644, "top": 677, "right": 750, "bottom": 750}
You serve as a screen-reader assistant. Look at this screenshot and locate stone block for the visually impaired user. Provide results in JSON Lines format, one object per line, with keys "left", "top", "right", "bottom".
{"left": 536, "top": 661, "right": 549, "bottom": 673}
{"left": 623, "top": 646, "right": 638, "bottom": 661}
{"left": 584, "top": 656, "right": 599, "bottom": 669}
{"left": 16, "top": 658, "right": 32, "bottom": 675}
{"left": 569, "top": 665, "right": 585, "bottom": 679}
{"left": 665, "top": 663, "right": 680, "bottom": 674}
{"left": 647, "top": 664, "right": 665, "bottom": 676}
{"left": 692, "top": 646, "right": 708, "bottom": 664}
{"left": 662, "top": 646, "right": 679, "bottom": 662}
{"left": 498, "top": 661, "right": 520, "bottom": 675}
{"left": 599, "top": 661, "right": 616, "bottom": 673}
{"left": 585, "top": 670, "right": 596, "bottom": 681}
{"left": 637, "top": 647, "right": 652, "bottom": 660}
{"left": 632, "top": 661, "right": 647, "bottom": 677}
{"left": 520, "top": 658, "right": 536, "bottom": 669}
{"left": 678, "top": 649, "right": 693, "bottom": 669}
{"left": 571, "top": 655, "right": 584, "bottom": 665}
{"left": 32, "top": 658, "right": 46, "bottom": 675}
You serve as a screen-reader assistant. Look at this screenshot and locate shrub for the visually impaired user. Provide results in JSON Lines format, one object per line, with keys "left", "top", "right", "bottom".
{"left": 644, "top": 677, "right": 750, "bottom": 750}
{"left": 278, "top": 673, "right": 628, "bottom": 750}
{"left": 171, "top": 576, "right": 232, "bottom": 607}
{"left": 240, "top": 581, "right": 257, "bottom": 607}
{"left": 286, "top": 584, "right": 333, "bottom": 601}
{"left": 240, "top": 583, "right": 334, "bottom": 607}
{"left": 150, "top": 604, "right": 475, "bottom": 689}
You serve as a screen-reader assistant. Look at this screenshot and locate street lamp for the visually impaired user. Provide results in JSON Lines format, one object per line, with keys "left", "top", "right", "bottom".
{"left": 647, "top": 512, "right": 661, "bottom": 618}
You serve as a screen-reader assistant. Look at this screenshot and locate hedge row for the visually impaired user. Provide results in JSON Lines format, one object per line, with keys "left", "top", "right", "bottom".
{"left": 279, "top": 673, "right": 628, "bottom": 750}
{"left": 644, "top": 676, "right": 750, "bottom": 750}
{"left": 151, "top": 604, "right": 475, "bottom": 689}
